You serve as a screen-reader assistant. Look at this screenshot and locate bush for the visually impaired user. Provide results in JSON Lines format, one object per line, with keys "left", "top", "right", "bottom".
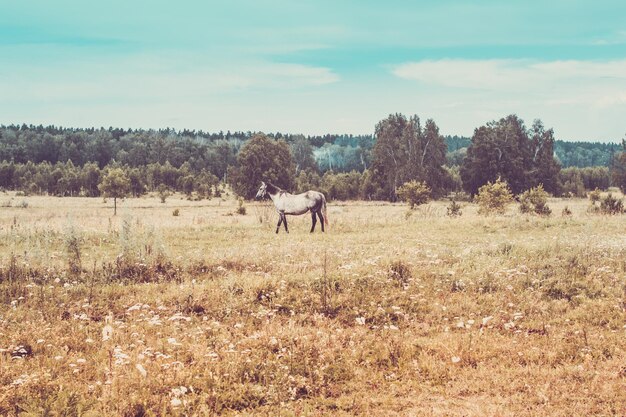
{"left": 157, "top": 183, "right": 171, "bottom": 203}
{"left": 172, "top": 209, "right": 180, "bottom": 216}
{"left": 236, "top": 198, "right": 247, "bottom": 215}
{"left": 599, "top": 193, "right": 624, "bottom": 215}
{"left": 396, "top": 180, "right": 431, "bottom": 209}
{"left": 389, "top": 260, "right": 411, "bottom": 286}
{"left": 588, "top": 188, "right": 601, "bottom": 204}
{"left": 475, "top": 177, "right": 513, "bottom": 215}
{"left": 519, "top": 184, "right": 551, "bottom": 216}
{"left": 446, "top": 200, "right": 462, "bottom": 217}
{"left": 561, "top": 206, "right": 572, "bottom": 217}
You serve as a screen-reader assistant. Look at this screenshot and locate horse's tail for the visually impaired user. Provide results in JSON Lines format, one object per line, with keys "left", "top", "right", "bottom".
{"left": 322, "top": 194, "right": 329, "bottom": 226}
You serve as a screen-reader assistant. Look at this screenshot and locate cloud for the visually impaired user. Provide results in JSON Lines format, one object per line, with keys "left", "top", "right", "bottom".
{"left": 0, "top": 51, "right": 339, "bottom": 104}
{"left": 392, "top": 59, "right": 626, "bottom": 108}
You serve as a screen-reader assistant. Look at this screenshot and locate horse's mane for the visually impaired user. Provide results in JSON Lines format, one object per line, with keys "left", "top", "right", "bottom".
{"left": 265, "top": 182, "right": 282, "bottom": 195}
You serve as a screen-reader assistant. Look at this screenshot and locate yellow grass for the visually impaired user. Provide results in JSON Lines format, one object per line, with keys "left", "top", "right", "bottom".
{"left": 0, "top": 192, "right": 625, "bottom": 416}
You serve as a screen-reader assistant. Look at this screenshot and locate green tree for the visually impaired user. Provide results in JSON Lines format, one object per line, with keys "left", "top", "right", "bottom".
{"left": 98, "top": 168, "right": 131, "bottom": 215}
{"left": 81, "top": 162, "right": 101, "bottom": 197}
{"left": 528, "top": 120, "right": 560, "bottom": 194}
{"left": 558, "top": 167, "right": 586, "bottom": 197}
{"left": 290, "top": 136, "right": 318, "bottom": 174}
{"left": 126, "top": 167, "right": 147, "bottom": 197}
{"left": 321, "top": 170, "right": 362, "bottom": 200}
{"left": 228, "top": 134, "right": 296, "bottom": 199}
{"left": 611, "top": 139, "right": 626, "bottom": 193}
{"left": 461, "top": 115, "right": 560, "bottom": 196}
{"left": 295, "top": 169, "right": 322, "bottom": 194}
{"left": 370, "top": 114, "right": 448, "bottom": 200}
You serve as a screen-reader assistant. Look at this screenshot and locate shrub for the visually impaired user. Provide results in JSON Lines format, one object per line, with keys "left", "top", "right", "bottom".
{"left": 396, "top": 180, "right": 431, "bottom": 209}
{"left": 172, "top": 209, "right": 180, "bottom": 216}
{"left": 475, "top": 177, "right": 513, "bottom": 215}
{"left": 588, "top": 188, "right": 601, "bottom": 204}
{"left": 519, "top": 184, "right": 551, "bottom": 216}
{"left": 157, "top": 183, "right": 171, "bottom": 203}
{"left": 446, "top": 200, "right": 462, "bottom": 217}
{"left": 389, "top": 260, "right": 411, "bottom": 286}
{"left": 599, "top": 193, "right": 624, "bottom": 215}
{"left": 236, "top": 198, "right": 247, "bottom": 215}
{"left": 561, "top": 206, "right": 572, "bottom": 217}
{"left": 65, "top": 227, "right": 82, "bottom": 276}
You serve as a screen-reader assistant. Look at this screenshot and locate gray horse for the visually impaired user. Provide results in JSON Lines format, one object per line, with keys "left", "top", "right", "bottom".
{"left": 255, "top": 182, "right": 328, "bottom": 233}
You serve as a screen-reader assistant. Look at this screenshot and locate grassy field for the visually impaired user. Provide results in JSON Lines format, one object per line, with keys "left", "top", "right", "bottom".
{"left": 1, "top": 192, "right": 625, "bottom": 416}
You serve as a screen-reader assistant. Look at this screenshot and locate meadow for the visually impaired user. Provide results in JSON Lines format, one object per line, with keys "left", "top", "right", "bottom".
{"left": 0, "top": 192, "right": 625, "bottom": 416}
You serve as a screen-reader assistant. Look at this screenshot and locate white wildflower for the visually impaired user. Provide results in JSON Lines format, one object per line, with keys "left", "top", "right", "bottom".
{"left": 102, "top": 325, "right": 114, "bottom": 341}
{"left": 136, "top": 363, "right": 147, "bottom": 378}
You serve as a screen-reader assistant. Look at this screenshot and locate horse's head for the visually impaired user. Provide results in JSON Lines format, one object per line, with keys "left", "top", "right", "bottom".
{"left": 255, "top": 182, "right": 267, "bottom": 200}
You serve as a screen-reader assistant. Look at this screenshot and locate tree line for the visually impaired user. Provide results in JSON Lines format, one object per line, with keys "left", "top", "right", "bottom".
{"left": 0, "top": 118, "right": 625, "bottom": 201}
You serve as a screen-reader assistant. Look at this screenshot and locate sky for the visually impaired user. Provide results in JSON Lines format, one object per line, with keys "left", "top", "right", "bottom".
{"left": 1, "top": 0, "right": 625, "bottom": 141}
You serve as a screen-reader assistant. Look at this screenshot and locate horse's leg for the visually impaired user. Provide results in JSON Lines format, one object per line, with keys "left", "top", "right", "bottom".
{"left": 310, "top": 211, "right": 317, "bottom": 233}
{"left": 283, "top": 213, "right": 289, "bottom": 233}
{"left": 318, "top": 211, "right": 325, "bottom": 232}
{"left": 276, "top": 214, "right": 283, "bottom": 234}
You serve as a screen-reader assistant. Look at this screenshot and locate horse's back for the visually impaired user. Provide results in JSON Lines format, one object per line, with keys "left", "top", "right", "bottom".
{"left": 277, "top": 189, "right": 324, "bottom": 214}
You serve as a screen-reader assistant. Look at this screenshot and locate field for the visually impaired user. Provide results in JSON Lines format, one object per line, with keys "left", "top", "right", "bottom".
{"left": 1, "top": 192, "right": 625, "bottom": 416}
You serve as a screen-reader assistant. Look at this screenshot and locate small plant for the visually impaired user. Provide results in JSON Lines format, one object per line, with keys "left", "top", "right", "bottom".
{"left": 236, "top": 197, "right": 247, "bottom": 215}
{"left": 561, "top": 206, "right": 573, "bottom": 217}
{"left": 599, "top": 193, "right": 624, "bottom": 215}
{"left": 389, "top": 260, "right": 412, "bottom": 286}
{"left": 157, "top": 183, "right": 171, "bottom": 203}
{"left": 396, "top": 180, "right": 431, "bottom": 209}
{"left": 172, "top": 208, "right": 180, "bottom": 216}
{"left": 519, "top": 184, "right": 551, "bottom": 216}
{"left": 588, "top": 188, "right": 601, "bottom": 204}
{"left": 446, "top": 200, "right": 462, "bottom": 217}
{"left": 65, "top": 227, "right": 82, "bottom": 276}
{"left": 18, "top": 200, "right": 29, "bottom": 209}
{"left": 475, "top": 177, "right": 513, "bottom": 215}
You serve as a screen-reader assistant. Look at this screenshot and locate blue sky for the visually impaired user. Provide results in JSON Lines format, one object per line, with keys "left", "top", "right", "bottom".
{"left": 1, "top": 0, "right": 625, "bottom": 141}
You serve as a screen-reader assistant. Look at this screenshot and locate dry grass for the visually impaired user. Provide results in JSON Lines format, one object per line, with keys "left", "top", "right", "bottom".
{"left": 0, "top": 192, "right": 625, "bottom": 416}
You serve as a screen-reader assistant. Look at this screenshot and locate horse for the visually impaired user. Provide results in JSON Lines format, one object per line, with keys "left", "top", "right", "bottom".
{"left": 255, "top": 181, "right": 328, "bottom": 234}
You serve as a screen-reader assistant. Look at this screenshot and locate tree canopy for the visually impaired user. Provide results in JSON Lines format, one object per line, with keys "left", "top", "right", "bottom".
{"left": 228, "top": 134, "right": 296, "bottom": 199}
{"left": 369, "top": 114, "right": 448, "bottom": 200}
{"left": 460, "top": 115, "right": 560, "bottom": 195}
{"left": 98, "top": 168, "right": 131, "bottom": 215}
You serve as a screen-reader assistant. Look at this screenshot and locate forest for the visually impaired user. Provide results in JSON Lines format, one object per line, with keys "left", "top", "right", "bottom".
{"left": 0, "top": 117, "right": 624, "bottom": 201}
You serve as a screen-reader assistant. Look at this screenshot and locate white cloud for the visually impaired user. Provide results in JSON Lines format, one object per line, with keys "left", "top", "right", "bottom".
{"left": 392, "top": 58, "right": 626, "bottom": 110}
{"left": 392, "top": 59, "right": 626, "bottom": 96}
{"left": 390, "top": 59, "right": 626, "bottom": 140}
